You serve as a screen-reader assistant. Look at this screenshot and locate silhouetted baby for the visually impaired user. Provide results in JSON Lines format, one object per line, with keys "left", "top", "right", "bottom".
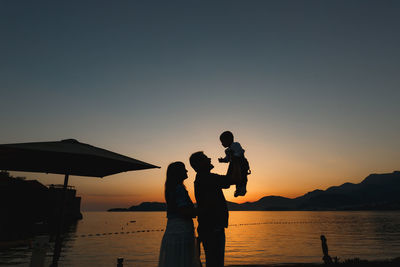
{"left": 218, "top": 131, "right": 250, "bottom": 197}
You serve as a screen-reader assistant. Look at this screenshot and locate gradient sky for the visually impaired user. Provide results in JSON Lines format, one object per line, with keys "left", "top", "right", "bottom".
{"left": 1, "top": 1, "right": 399, "bottom": 211}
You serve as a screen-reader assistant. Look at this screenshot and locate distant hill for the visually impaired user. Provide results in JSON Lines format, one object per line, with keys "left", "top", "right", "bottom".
{"left": 108, "top": 202, "right": 166, "bottom": 212}
{"left": 228, "top": 171, "right": 400, "bottom": 211}
{"left": 109, "top": 171, "right": 400, "bottom": 212}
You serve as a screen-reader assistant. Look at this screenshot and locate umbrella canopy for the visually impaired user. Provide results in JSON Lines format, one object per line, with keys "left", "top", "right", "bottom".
{"left": 0, "top": 139, "right": 160, "bottom": 177}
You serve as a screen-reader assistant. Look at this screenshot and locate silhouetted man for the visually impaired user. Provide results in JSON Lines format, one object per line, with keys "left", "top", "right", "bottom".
{"left": 189, "top": 151, "right": 239, "bottom": 267}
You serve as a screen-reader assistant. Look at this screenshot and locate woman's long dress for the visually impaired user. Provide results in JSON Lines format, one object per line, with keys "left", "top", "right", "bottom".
{"left": 158, "top": 185, "right": 200, "bottom": 267}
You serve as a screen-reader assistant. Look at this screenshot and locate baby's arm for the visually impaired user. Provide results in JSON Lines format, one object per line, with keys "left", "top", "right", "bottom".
{"left": 218, "top": 149, "right": 230, "bottom": 163}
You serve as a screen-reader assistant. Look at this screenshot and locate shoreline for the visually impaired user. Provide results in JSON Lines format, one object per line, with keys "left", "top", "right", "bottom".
{"left": 226, "top": 258, "right": 400, "bottom": 266}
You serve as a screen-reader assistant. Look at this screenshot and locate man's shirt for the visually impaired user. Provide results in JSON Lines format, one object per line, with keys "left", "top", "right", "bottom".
{"left": 194, "top": 172, "right": 234, "bottom": 230}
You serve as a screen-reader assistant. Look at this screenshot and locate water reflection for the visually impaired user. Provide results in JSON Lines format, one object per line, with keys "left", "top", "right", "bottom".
{"left": 225, "top": 211, "right": 400, "bottom": 266}
{"left": 1, "top": 211, "right": 399, "bottom": 266}
{"left": 0, "top": 221, "right": 79, "bottom": 266}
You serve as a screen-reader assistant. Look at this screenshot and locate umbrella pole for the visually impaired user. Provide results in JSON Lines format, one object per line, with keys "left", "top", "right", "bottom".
{"left": 51, "top": 174, "right": 69, "bottom": 267}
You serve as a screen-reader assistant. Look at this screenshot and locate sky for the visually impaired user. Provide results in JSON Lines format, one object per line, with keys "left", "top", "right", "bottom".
{"left": 1, "top": 1, "right": 399, "bottom": 211}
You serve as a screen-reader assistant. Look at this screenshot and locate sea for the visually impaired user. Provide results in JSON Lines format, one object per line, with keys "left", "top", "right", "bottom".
{"left": 1, "top": 211, "right": 400, "bottom": 266}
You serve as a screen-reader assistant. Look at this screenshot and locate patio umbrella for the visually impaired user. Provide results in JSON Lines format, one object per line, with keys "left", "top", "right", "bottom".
{"left": 0, "top": 138, "right": 160, "bottom": 177}
{"left": 0, "top": 138, "right": 160, "bottom": 266}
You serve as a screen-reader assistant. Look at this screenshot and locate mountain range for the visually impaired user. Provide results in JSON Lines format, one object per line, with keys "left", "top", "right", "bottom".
{"left": 108, "top": 171, "right": 400, "bottom": 212}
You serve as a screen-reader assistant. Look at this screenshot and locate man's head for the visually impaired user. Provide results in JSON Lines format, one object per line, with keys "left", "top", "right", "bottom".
{"left": 189, "top": 151, "right": 214, "bottom": 173}
{"left": 219, "top": 131, "right": 234, "bottom": 148}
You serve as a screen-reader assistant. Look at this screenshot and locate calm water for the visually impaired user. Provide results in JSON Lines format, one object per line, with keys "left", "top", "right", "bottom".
{"left": 1, "top": 211, "right": 400, "bottom": 266}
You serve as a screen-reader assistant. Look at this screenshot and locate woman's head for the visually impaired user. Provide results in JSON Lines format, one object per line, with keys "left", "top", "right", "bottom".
{"left": 166, "top": 161, "right": 187, "bottom": 183}
{"left": 165, "top": 161, "right": 188, "bottom": 202}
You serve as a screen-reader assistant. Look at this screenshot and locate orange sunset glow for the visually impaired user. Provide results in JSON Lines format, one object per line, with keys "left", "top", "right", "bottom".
{"left": 9, "top": 124, "right": 399, "bottom": 211}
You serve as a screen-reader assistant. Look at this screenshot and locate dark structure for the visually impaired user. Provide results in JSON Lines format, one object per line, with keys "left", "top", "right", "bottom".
{"left": 47, "top": 184, "right": 82, "bottom": 223}
{"left": 0, "top": 171, "right": 82, "bottom": 241}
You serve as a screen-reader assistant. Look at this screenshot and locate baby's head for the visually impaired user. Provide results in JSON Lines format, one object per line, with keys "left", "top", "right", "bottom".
{"left": 219, "top": 131, "right": 234, "bottom": 148}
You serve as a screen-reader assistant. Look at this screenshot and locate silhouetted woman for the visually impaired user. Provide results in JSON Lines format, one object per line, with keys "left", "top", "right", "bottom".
{"left": 158, "top": 162, "right": 200, "bottom": 267}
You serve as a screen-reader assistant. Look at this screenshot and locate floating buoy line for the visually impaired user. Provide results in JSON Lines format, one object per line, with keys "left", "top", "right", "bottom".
{"left": 70, "top": 220, "right": 347, "bottom": 239}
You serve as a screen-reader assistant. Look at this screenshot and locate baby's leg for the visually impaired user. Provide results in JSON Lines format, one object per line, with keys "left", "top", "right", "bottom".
{"left": 226, "top": 160, "right": 240, "bottom": 197}
{"left": 231, "top": 157, "right": 245, "bottom": 197}
{"left": 240, "top": 157, "right": 249, "bottom": 189}
{"left": 236, "top": 157, "right": 249, "bottom": 196}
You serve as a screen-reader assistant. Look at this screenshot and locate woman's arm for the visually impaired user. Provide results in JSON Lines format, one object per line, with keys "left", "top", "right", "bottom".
{"left": 175, "top": 185, "right": 197, "bottom": 218}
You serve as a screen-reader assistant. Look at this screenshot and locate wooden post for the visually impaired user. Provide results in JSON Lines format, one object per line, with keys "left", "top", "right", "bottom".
{"left": 29, "top": 235, "right": 49, "bottom": 267}
{"left": 51, "top": 174, "right": 69, "bottom": 266}
{"left": 320, "top": 235, "right": 333, "bottom": 264}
